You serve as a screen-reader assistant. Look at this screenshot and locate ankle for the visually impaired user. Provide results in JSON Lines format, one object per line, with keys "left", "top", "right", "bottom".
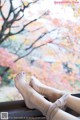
{"left": 46, "top": 103, "right": 58, "bottom": 120}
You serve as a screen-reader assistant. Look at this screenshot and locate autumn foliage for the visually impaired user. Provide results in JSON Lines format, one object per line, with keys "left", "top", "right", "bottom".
{"left": 0, "top": 0, "right": 80, "bottom": 93}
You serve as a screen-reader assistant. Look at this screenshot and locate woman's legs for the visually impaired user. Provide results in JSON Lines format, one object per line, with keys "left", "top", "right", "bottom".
{"left": 30, "top": 76, "right": 80, "bottom": 114}
{"left": 30, "top": 76, "right": 65, "bottom": 102}
{"left": 14, "top": 72, "right": 79, "bottom": 120}
{"left": 52, "top": 109, "right": 79, "bottom": 120}
{"left": 14, "top": 72, "right": 52, "bottom": 115}
{"left": 66, "top": 95, "right": 80, "bottom": 114}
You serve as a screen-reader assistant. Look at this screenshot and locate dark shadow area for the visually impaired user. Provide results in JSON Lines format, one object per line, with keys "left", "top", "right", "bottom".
{"left": 0, "top": 93, "right": 80, "bottom": 120}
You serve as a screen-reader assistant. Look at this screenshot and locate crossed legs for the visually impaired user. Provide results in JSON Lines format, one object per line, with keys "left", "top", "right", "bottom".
{"left": 30, "top": 76, "right": 80, "bottom": 114}
{"left": 30, "top": 76, "right": 65, "bottom": 102}
{"left": 14, "top": 72, "right": 79, "bottom": 120}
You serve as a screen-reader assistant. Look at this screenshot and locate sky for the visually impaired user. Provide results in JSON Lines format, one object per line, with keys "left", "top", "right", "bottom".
{"left": 23, "top": 0, "right": 78, "bottom": 22}
{"left": 1, "top": 0, "right": 79, "bottom": 23}
{"left": 0, "top": 0, "right": 79, "bottom": 32}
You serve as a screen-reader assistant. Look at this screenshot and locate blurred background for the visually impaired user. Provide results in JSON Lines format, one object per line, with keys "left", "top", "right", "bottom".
{"left": 0, "top": 0, "right": 80, "bottom": 102}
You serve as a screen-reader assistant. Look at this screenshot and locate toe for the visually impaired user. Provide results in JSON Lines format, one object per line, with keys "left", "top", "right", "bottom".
{"left": 22, "top": 71, "right": 25, "bottom": 75}
{"left": 21, "top": 71, "right": 26, "bottom": 77}
{"left": 31, "top": 76, "right": 37, "bottom": 83}
{"left": 18, "top": 72, "right": 25, "bottom": 79}
{"left": 30, "top": 76, "right": 35, "bottom": 84}
{"left": 19, "top": 73, "right": 22, "bottom": 77}
{"left": 15, "top": 72, "right": 22, "bottom": 81}
{"left": 31, "top": 76, "right": 36, "bottom": 80}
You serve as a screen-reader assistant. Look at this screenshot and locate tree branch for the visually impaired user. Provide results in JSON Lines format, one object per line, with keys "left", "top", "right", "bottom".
{"left": 0, "top": 0, "right": 6, "bottom": 9}
{"left": 0, "top": 0, "right": 6, "bottom": 20}
{"left": 16, "top": 14, "right": 24, "bottom": 21}
{"left": 25, "top": 28, "right": 56, "bottom": 50}
{"left": 7, "top": 12, "right": 46, "bottom": 36}
{"left": 14, "top": 29, "right": 55, "bottom": 62}
{"left": 15, "top": 43, "right": 49, "bottom": 62}
{"left": 28, "top": 26, "right": 44, "bottom": 32}
{"left": 21, "top": 0, "right": 40, "bottom": 11}
{"left": 0, "top": 0, "right": 45, "bottom": 44}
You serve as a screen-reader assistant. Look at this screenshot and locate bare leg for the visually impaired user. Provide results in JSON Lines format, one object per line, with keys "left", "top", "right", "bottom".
{"left": 30, "top": 76, "right": 65, "bottom": 102}
{"left": 66, "top": 95, "right": 80, "bottom": 114}
{"left": 14, "top": 72, "right": 79, "bottom": 120}
{"left": 30, "top": 76, "right": 80, "bottom": 114}
{"left": 53, "top": 109, "right": 79, "bottom": 120}
{"left": 14, "top": 72, "right": 52, "bottom": 115}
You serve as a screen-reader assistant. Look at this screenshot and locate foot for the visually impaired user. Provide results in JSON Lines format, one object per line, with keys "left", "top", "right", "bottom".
{"left": 30, "top": 76, "right": 65, "bottom": 102}
{"left": 14, "top": 72, "right": 34, "bottom": 109}
{"left": 14, "top": 72, "right": 52, "bottom": 115}
{"left": 14, "top": 72, "right": 27, "bottom": 87}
